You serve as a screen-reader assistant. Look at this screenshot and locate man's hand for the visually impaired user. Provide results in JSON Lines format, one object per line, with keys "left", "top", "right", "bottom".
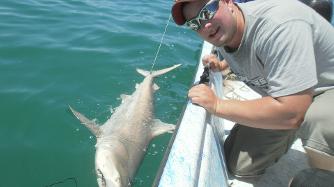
{"left": 202, "top": 54, "right": 229, "bottom": 72}
{"left": 188, "top": 84, "right": 219, "bottom": 114}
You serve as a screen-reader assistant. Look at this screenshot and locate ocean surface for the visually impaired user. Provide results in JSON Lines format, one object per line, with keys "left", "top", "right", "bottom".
{"left": 0, "top": 1, "right": 201, "bottom": 187}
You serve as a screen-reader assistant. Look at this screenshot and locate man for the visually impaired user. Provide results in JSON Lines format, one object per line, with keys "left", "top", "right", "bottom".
{"left": 171, "top": 0, "right": 334, "bottom": 178}
{"left": 289, "top": 168, "right": 334, "bottom": 187}
{"left": 300, "top": 0, "right": 333, "bottom": 22}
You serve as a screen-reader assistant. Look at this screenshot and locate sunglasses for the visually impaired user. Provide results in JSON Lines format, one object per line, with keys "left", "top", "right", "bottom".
{"left": 185, "top": 0, "right": 219, "bottom": 31}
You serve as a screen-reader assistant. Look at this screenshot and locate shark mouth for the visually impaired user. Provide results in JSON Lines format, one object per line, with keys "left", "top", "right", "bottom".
{"left": 97, "top": 169, "right": 106, "bottom": 187}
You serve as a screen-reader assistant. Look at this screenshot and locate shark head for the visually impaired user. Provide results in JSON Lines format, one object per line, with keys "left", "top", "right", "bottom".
{"left": 95, "top": 144, "right": 130, "bottom": 187}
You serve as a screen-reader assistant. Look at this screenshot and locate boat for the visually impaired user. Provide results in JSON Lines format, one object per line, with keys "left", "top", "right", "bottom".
{"left": 153, "top": 41, "right": 310, "bottom": 187}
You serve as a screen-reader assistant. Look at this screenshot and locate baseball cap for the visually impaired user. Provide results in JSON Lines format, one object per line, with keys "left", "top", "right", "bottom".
{"left": 171, "top": 0, "right": 197, "bottom": 25}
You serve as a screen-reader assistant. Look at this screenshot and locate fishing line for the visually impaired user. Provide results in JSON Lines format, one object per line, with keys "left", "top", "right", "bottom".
{"left": 150, "top": 14, "right": 172, "bottom": 73}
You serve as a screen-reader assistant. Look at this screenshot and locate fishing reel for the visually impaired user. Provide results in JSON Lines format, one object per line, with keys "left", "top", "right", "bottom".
{"left": 198, "top": 47, "right": 220, "bottom": 85}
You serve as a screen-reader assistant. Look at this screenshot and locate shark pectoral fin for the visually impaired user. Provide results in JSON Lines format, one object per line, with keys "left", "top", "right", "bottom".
{"left": 68, "top": 105, "right": 101, "bottom": 137}
{"left": 151, "top": 119, "right": 175, "bottom": 138}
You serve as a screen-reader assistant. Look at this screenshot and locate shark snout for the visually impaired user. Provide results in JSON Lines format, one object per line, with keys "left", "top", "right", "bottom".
{"left": 96, "top": 163, "right": 124, "bottom": 187}
{"left": 95, "top": 147, "right": 129, "bottom": 187}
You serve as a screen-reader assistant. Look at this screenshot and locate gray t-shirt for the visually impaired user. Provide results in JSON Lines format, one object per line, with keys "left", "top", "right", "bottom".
{"left": 219, "top": 0, "right": 334, "bottom": 97}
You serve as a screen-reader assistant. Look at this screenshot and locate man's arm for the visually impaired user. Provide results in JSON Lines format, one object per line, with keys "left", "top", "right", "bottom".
{"left": 188, "top": 84, "right": 313, "bottom": 129}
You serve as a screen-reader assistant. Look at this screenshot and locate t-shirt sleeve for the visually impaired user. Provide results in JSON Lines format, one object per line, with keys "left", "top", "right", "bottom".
{"left": 258, "top": 20, "right": 318, "bottom": 97}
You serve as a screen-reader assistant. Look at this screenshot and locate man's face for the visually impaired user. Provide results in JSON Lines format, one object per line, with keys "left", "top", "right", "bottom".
{"left": 183, "top": 0, "right": 237, "bottom": 47}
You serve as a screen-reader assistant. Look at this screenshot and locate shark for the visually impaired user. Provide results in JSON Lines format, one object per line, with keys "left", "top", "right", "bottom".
{"left": 69, "top": 64, "right": 181, "bottom": 187}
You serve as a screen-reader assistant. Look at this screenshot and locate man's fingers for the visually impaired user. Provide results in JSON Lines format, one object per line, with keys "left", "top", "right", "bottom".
{"left": 202, "top": 54, "right": 222, "bottom": 71}
{"left": 189, "top": 96, "right": 200, "bottom": 104}
{"left": 188, "top": 88, "right": 200, "bottom": 99}
{"left": 188, "top": 84, "right": 209, "bottom": 102}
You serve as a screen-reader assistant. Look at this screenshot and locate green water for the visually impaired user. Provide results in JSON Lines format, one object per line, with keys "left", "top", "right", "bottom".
{"left": 0, "top": 1, "right": 202, "bottom": 186}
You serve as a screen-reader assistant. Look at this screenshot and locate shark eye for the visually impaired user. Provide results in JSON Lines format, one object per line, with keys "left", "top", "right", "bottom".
{"left": 96, "top": 169, "right": 106, "bottom": 187}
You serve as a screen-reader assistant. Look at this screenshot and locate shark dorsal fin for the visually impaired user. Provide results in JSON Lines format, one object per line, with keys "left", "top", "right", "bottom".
{"left": 69, "top": 105, "right": 101, "bottom": 138}
{"left": 150, "top": 119, "right": 175, "bottom": 138}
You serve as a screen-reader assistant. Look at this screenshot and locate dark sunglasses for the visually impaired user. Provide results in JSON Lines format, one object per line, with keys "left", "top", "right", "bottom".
{"left": 185, "top": 0, "right": 219, "bottom": 31}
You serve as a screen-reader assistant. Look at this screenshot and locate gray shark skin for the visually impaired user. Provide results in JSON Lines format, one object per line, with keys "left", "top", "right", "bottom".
{"left": 69, "top": 64, "right": 181, "bottom": 187}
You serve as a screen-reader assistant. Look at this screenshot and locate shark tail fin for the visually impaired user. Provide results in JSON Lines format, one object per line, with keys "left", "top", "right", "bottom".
{"left": 136, "top": 64, "right": 181, "bottom": 78}
{"left": 151, "top": 119, "right": 175, "bottom": 138}
{"left": 136, "top": 69, "right": 150, "bottom": 77}
{"left": 69, "top": 105, "right": 101, "bottom": 138}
